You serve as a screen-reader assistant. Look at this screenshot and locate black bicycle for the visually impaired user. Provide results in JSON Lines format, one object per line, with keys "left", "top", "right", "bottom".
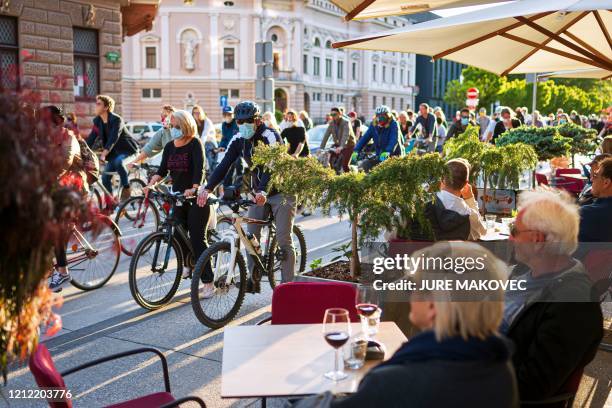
{"left": 128, "top": 184, "right": 196, "bottom": 310}
{"left": 190, "top": 197, "right": 307, "bottom": 329}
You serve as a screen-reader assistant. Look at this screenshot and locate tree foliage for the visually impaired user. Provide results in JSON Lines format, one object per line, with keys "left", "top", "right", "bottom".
{"left": 444, "top": 67, "right": 505, "bottom": 111}
{"left": 556, "top": 122, "right": 598, "bottom": 156}
{"left": 496, "top": 126, "right": 572, "bottom": 161}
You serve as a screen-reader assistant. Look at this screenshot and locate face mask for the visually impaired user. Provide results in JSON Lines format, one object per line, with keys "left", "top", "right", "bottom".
{"left": 171, "top": 127, "right": 182, "bottom": 139}
{"left": 239, "top": 123, "right": 256, "bottom": 139}
{"left": 224, "top": 117, "right": 232, "bottom": 124}
{"left": 559, "top": 119, "right": 567, "bottom": 124}
{"left": 264, "top": 120, "right": 272, "bottom": 127}
{"left": 461, "top": 117, "right": 469, "bottom": 126}
{"left": 162, "top": 116, "right": 171, "bottom": 128}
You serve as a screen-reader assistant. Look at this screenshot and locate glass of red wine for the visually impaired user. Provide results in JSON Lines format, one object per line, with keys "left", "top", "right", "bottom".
{"left": 356, "top": 285, "right": 382, "bottom": 339}
{"left": 323, "top": 308, "right": 351, "bottom": 381}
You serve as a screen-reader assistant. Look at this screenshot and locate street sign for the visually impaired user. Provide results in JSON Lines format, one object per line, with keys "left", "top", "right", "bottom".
{"left": 105, "top": 51, "right": 120, "bottom": 63}
{"left": 255, "top": 42, "right": 273, "bottom": 64}
{"left": 525, "top": 73, "right": 537, "bottom": 84}
{"left": 219, "top": 95, "right": 228, "bottom": 107}
{"left": 255, "top": 79, "right": 274, "bottom": 100}
{"left": 257, "top": 64, "right": 273, "bottom": 79}
{"left": 466, "top": 87, "right": 479, "bottom": 99}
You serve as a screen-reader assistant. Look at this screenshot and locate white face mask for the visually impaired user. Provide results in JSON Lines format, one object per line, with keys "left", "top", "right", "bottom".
{"left": 264, "top": 119, "right": 272, "bottom": 127}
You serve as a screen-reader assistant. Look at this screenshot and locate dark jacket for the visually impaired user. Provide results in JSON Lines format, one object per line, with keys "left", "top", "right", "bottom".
{"left": 354, "top": 120, "right": 402, "bottom": 156}
{"left": 578, "top": 196, "right": 612, "bottom": 242}
{"left": 492, "top": 119, "right": 522, "bottom": 144}
{"left": 205, "top": 125, "right": 281, "bottom": 194}
{"left": 220, "top": 120, "right": 239, "bottom": 149}
{"left": 86, "top": 112, "right": 139, "bottom": 159}
{"left": 411, "top": 113, "right": 437, "bottom": 138}
{"left": 296, "top": 331, "right": 518, "bottom": 408}
{"left": 446, "top": 120, "right": 478, "bottom": 140}
{"left": 407, "top": 195, "right": 470, "bottom": 241}
{"left": 506, "top": 263, "right": 603, "bottom": 400}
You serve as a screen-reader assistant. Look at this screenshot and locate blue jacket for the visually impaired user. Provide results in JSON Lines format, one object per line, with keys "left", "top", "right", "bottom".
{"left": 354, "top": 120, "right": 401, "bottom": 156}
{"left": 579, "top": 196, "right": 612, "bottom": 242}
{"left": 205, "top": 125, "right": 282, "bottom": 193}
{"left": 220, "top": 120, "right": 239, "bottom": 149}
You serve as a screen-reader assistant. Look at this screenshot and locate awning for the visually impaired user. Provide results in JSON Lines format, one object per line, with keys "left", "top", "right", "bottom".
{"left": 120, "top": 0, "right": 160, "bottom": 37}
{"left": 334, "top": 0, "right": 612, "bottom": 76}
{"left": 330, "top": 0, "right": 507, "bottom": 21}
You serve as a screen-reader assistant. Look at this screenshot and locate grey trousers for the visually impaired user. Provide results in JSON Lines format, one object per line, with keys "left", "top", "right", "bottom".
{"left": 247, "top": 194, "right": 296, "bottom": 283}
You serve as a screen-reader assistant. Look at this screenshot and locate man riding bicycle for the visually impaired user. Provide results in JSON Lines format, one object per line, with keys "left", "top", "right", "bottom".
{"left": 197, "top": 101, "right": 297, "bottom": 293}
{"left": 351, "top": 105, "right": 403, "bottom": 172}
{"left": 320, "top": 107, "right": 356, "bottom": 173}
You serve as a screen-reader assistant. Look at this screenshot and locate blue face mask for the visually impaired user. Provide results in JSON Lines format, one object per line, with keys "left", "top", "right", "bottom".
{"left": 171, "top": 127, "right": 182, "bottom": 139}
{"left": 239, "top": 123, "right": 256, "bottom": 139}
{"left": 559, "top": 119, "right": 567, "bottom": 124}
{"left": 461, "top": 117, "right": 469, "bottom": 126}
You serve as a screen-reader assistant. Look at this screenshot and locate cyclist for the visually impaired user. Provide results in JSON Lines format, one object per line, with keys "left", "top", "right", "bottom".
{"left": 351, "top": 105, "right": 402, "bottom": 172}
{"left": 319, "top": 107, "right": 356, "bottom": 173}
{"left": 146, "top": 110, "right": 214, "bottom": 298}
{"left": 87, "top": 95, "right": 139, "bottom": 201}
{"left": 197, "top": 101, "right": 296, "bottom": 293}
{"left": 130, "top": 105, "right": 176, "bottom": 167}
{"left": 219, "top": 105, "right": 242, "bottom": 193}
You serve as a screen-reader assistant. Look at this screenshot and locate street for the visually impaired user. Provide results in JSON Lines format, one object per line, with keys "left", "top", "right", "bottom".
{"left": 5, "top": 208, "right": 351, "bottom": 408}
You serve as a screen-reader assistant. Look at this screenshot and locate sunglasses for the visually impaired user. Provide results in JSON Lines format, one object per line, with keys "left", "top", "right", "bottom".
{"left": 236, "top": 118, "right": 255, "bottom": 125}
{"left": 330, "top": 112, "right": 338, "bottom": 117}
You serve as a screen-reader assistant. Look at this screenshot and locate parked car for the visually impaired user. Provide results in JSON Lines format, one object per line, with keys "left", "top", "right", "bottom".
{"left": 307, "top": 123, "right": 369, "bottom": 155}
{"left": 126, "top": 122, "right": 163, "bottom": 143}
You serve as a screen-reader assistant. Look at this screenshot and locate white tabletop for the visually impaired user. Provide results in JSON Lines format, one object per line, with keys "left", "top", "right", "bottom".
{"left": 221, "top": 322, "right": 407, "bottom": 398}
{"left": 479, "top": 222, "right": 511, "bottom": 242}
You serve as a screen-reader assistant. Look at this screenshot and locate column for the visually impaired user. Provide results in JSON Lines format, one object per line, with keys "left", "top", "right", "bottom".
{"left": 161, "top": 12, "right": 170, "bottom": 79}
{"left": 240, "top": 15, "right": 249, "bottom": 78}
{"left": 210, "top": 13, "right": 219, "bottom": 78}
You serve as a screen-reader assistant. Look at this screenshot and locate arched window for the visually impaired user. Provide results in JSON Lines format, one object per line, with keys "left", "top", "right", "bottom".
{"left": 325, "top": 40, "right": 332, "bottom": 49}
{"left": 314, "top": 37, "right": 321, "bottom": 47}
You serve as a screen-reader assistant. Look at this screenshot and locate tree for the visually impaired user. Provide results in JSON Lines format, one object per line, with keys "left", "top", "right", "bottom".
{"left": 495, "top": 126, "right": 572, "bottom": 161}
{"left": 444, "top": 67, "right": 507, "bottom": 110}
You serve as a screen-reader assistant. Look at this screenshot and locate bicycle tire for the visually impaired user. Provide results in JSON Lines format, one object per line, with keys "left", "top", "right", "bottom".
{"left": 88, "top": 187, "right": 103, "bottom": 212}
{"left": 129, "top": 232, "right": 183, "bottom": 310}
{"left": 115, "top": 196, "right": 161, "bottom": 256}
{"left": 191, "top": 241, "right": 247, "bottom": 329}
{"left": 266, "top": 224, "right": 307, "bottom": 289}
{"left": 69, "top": 215, "right": 121, "bottom": 291}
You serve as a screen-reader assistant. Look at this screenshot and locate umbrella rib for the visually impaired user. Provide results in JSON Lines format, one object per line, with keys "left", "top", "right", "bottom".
{"left": 344, "top": 0, "right": 377, "bottom": 21}
{"left": 333, "top": 34, "right": 392, "bottom": 48}
{"left": 514, "top": 16, "right": 612, "bottom": 70}
{"left": 431, "top": 12, "right": 553, "bottom": 61}
{"left": 593, "top": 11, "right": 612, "bottom": 52}
{"left": 500, "top": 33, "right": 610, "bottom": 70}
{"left": 564, "top": 31, "right": 612, "bottom": 66}
{"left": 500, "top": 11, "right": 589, "bottom": 76}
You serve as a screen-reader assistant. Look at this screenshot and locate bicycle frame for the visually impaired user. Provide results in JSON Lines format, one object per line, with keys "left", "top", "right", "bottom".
{"left": 150, "top": 197, "right": 194, "bottom": 272}
{"left": 63, "top": 225, "right": 97, "bottom": 269}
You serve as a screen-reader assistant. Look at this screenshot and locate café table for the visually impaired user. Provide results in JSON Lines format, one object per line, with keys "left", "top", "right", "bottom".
{"left": 479, "top": 222, "right": 511, "bottom": 242}
{"left": 221, "top": 322, "right": 407, "bottom": 404}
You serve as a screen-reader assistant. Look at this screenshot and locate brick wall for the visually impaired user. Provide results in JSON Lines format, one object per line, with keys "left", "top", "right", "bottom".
{"left": 1, "top": 0, "right": 123, "bottom": 133}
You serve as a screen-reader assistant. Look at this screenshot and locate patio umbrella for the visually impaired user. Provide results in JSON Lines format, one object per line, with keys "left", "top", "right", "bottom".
{"left": 330, "top": 0, "right": 507, "bottom": 21}
{"left": 333, "top": 0, "right": 612, "bottom": 76}
{"left": 543, "top": 68, "right": 611, "bottom": 79}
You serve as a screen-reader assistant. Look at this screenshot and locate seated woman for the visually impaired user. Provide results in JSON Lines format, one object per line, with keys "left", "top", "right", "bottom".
{"left": 294, "top": 242, "right": 518, "bottom": 408}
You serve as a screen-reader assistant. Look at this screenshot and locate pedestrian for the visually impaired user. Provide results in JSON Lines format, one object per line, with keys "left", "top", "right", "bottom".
{"left": 219, "top": 105, "right": 241, "bottom": 193}
{"left": 435, "top": 116, "right": 447, "bottom": 153}
{"left": 281, "top": 109, "right": 309, "bottom": 158}
{"left": 348, "top": 111, "right": 363, "bottom": 141}
{"left": 411, "top": 103, "right": 437, "bottom": 152}
{"left": 262, "top": 111, "right": 281, "bottom": 133}
{"left": 65, "top": 112, "right": 79, "bottom": 134}
{"left": 280, "top": 110, "right": 305, "bottom": 132}
{"left": 86, "top": 95, "right": 139, "bottom": 201}
{"left": 477, "top": 108, "right": 490, "bottom": 139}
{"left": 492, "top": 107, "right": 522, "bottom": 144}
{"left": 299, "top": 110, "right": 313, "bottom": 131}
{"left": 192, "top": 105, "right": 215, "bottom": 141}
{"left": 397, "top": 111, "right": 413, "bottom": 140}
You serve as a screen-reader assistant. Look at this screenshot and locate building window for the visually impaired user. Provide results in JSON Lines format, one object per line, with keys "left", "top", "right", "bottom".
{"left": 303, "top": 54, "right": 308, "bottom": 74}
{"left": 142, "top": 88, "right": 162, "bottom": 99}
{"left": 325, "top": 93, "right": 333, "bottom": 102}
{"left": 336, "top": 94, "right": 344, "bottom": 103}
{"left": 313, "top": 92, "right": 321, "bottom": 101}
{"left": 351, "top": 62, "right": 357, "bottom": 80}
{"left": 391, "top": 97, "right": 395, "bottom": 109}
{"left": 337, "top": 60, "right": 343, "bottom": 79}
{"left": 325, "top": 40, "right": 332, "bottom": 49}
{"left": 382, "top": 66, "right": 386, "bottom": 83}
{"left": 400, "top": 98, "right": 404, "bottom": 110}
{"left": 391, "top": 67, "right": 395, "bottom": 84}
{"left": 400, "top": 69, "right": 404, "bottom": 86}
{"left": 223, "top": 47, "right": 235, "bottom": 69}
{"left": 73, "top": 27, "right": 99, "bottom": 100}
{"left": 382, "top": 96, "right": 386, "bottom": 106}
{"left": 372, "top": 64, "right": 377, "bottom": 81}
{"left": 314, "top": 37, "right": 321, "bottom": 47}
{"left": 145, "top": 46, "right": 157, "bottom": 69}
{"left": 271, "top": 33, "right": 278, "bottom": 43}
{"left": 313, "top": 56, "right": 320, "bottom": 76}
{"left": 0, "top": 16, "right": 18, "bottom": 91}
{"left": 220, "top": 89, "right": 240, "bottom": 98}
{"left": 325, "top": 58, "right": 331, "bottom": 78}
{"left": 373, "top": 95, "right": 377, "bottom": 107}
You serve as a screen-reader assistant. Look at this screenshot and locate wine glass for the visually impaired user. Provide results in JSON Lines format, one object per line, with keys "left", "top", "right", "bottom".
{"left": 323, "top": 308, "right": 351, "bottom": 381}
{"left": 355, "top": 285, "right": 382, "bottom": 339}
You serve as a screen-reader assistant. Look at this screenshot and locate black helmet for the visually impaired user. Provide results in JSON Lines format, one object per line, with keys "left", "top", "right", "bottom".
{"left": 234, "top": 101, "right": 260, "bottom": 121}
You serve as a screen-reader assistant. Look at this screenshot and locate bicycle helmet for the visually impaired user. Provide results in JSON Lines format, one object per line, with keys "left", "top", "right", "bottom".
{"left": 375, "top": 105, "right": 391, "bottom": 116}
{"left": 234, "top": 101, "right": 260, "bottom": 121}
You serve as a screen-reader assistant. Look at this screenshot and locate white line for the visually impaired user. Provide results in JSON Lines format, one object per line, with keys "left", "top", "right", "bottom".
{"left": 307, "top": 236, "right": 351, "bottom": 253}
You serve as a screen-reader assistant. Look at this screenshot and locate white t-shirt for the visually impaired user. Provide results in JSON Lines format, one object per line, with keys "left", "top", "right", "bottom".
{"left": 436, "top": 190, "right": 487, "bottom": 240}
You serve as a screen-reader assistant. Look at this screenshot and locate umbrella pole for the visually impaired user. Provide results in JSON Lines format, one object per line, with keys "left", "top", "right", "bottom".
{"left": 531, "top": 76, "right": 537, "bottom": 114}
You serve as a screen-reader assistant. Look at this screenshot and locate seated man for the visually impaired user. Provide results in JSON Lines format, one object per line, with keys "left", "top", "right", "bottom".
{"left": 579, "top": 157, "right": 612, "bottom": 242}
{"left": 578, "top": 154, "right": 611, "bottom": 206}
{"left": 502, "top": 189, "right": 603, "bottom": 401}
{"left": 294, "top": 242, "right": 518, "bottom": 408}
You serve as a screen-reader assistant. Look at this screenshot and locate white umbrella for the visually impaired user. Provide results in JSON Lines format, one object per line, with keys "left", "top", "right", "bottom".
{"left": 333, "top": 0, "right": 612, "bottom": 76}
{"left": 330, "top": 0, "right": 507, "bottom": 21}
{"left": 543, "top": 68, "right": 611, "bottom": 79}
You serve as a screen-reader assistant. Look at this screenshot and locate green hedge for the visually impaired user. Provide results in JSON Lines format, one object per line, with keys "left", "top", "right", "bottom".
{"left": 496, "top": 126, "right": 572, "bottom": 161}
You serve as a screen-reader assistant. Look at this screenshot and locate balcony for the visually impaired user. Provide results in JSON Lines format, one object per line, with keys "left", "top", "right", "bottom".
{"left": 273, "top": 70, "right": 299, "bottom": 81}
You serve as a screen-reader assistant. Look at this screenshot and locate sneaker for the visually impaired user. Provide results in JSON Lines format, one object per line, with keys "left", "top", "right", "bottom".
{"left": 49, "top": 270, "right": 71, "bottom": 293}
{"left": 246, "top": 278, "right": 261, "bottom": 294}
{"left": 182, "top": 268, "right": 192, "bottom": 279}
{"left": 199, "top": 283, "right": 215, "bottom": 299}
{"left": 120, "top": 187, "right": 131, "bottom": 202}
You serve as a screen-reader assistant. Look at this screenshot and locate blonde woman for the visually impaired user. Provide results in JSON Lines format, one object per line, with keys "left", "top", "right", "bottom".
{"left": 296, "top": 242, "right": 518, "bottom": 408}
{"left": 147, "top": 110, "right": 214, "bottom": 298}
{"left": 262, "top": 111, "right": 281, "bottom": 133}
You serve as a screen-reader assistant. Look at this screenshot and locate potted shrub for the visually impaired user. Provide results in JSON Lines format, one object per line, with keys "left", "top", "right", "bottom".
{"left": 495, "top": 125, "right": 572, "bottom": 161}
{"left": 556, "top": 122, "right": 598, "bottom": 166}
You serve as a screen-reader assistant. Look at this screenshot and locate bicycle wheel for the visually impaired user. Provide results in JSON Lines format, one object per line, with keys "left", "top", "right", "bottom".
{"left": 115, "top": 196, "right": 161, "bottom": 256}
{"left": 88, "top": 187, "right": 103, "bottom": 212}
{"left": 129, "top": 232, "right": 183, "bottom": 310}
{"left": 69, "top": 215, "right": 121, "bottom": 291}
{"left": 191, "top": 241, "right": 247, "bottom": 329}
{"left": 128, "top": 178, "right": 146, "bottom": 196}
{"left": 266, "top": 225, "right": 307, "bottom": 289}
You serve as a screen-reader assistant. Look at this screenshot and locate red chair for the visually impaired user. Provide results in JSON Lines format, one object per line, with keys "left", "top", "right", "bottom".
{"left": 535, "top": 173, "right": 549, "bottom": 186}
{"left": 29, "top": 344, "right": 206, "bottom": 408}
{"left": 551, "top": 168, "right": 585, "bottom": 195}
{"left": 260, "top": 281, "right": 360, "bottom": 325}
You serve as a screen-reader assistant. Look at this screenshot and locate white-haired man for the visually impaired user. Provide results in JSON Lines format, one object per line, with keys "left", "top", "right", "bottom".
{"left": 501, "top": 188, "right": 602, "bottom": 402}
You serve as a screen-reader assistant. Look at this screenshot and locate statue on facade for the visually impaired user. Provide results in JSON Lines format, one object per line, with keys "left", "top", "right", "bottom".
{"left": 184, "top": 39, "right": 197, "bottom": 71}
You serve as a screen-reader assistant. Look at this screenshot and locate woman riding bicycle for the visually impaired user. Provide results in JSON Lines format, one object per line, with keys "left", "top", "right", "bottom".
{"left": 146, "top": 110, "right": 214, "bottom": 299}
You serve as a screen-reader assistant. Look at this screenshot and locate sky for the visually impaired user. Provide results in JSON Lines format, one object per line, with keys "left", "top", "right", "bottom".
{"left": 433, "top": 1, "right": 513, "bottom": 17}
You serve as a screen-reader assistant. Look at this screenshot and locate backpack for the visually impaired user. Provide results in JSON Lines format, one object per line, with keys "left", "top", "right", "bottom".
{"left": 77, "top": 138, "right": 100, "bottom": 184}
